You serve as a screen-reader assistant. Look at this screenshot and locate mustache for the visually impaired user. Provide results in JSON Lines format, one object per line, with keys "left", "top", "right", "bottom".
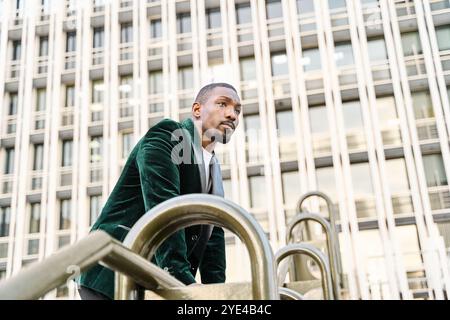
{"left": 221, "top": 121, "right": 235, "bottom": 130}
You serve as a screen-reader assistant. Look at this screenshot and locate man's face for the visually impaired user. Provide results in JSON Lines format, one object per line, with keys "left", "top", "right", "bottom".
{"left": 196, "top": 87, "right": 241, "bottom": 144}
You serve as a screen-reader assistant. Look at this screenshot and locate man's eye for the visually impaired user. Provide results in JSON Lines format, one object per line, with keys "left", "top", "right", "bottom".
{"left": 235, "top": 109, "right": 241, "bottom": 115}
{"left": 218, "top": 102, "right": 226, "bottom": 107}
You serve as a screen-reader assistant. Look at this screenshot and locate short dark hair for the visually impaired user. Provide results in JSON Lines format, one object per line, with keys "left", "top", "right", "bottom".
{"left": 194, "top": 82, "right": 238, "bottom": 105}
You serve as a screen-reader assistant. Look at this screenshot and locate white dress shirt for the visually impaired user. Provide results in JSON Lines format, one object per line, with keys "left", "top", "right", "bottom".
{"left": 202, "top": 147, "right": 213, "bottom": 190}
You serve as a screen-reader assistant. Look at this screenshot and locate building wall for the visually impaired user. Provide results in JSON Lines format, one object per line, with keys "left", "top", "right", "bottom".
{"left": 0, "top": 0, "right": 450, "bottom": 299}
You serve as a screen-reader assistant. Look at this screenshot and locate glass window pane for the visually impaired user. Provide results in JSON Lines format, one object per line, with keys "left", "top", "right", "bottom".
{"left": 249, "top": 176, "right": 267, "bottom": 208}
{"left": 29, "top": 203, "right": 41, "bottom": 234}
{"left": 90, "top": 136, "right": 103, "bottom": 163}
{"left": 177, "top": 14, "right": 191, "bottom": 34}
{"left": 120, "top": 23, "right": 133, "bottom": 43}
{"left": 328, "top": 0, "right": 346, "bottom": 9}
{"left": 334, "top": 42, "right": 355, "bottom": 66}
{"left": 5, "top": 148, "right": 15, "bottom": 174}
{"left": 8, "top": 93, "right": 18, "bottom": 115}
{"left": 62, "top": 140, "right": 73, "bottom": 167}
{"left": 316, "top": 167, "right": 337, "bottom": 202}
{"left": 342, "top": 101, "right": 364, "bottom": 130}
{"left": 178, "top": 66, "right": 193, "bottom": 90}
{"left": 385, "top": 158, "right": 410, "bottom": 193}
{"left": 149, "top": 70, "right": 163, "bottom": 94}
{"left": 297, "top": 0, "right": 314, "bottom": 14}
{"left": 281, "top": 171, "right": 301, "bottom": 206}
{"left": 0, "top": 207, "right": 11, "bottom": 237}
{"left": 39, "top": 36, "right": 48, "bottom": 57}
{"left": 33, "top": 144, "right": 44, "bottom": 171}
{"left": 436, "top": 25, "right": 450, "bottom": 52}
{"left": 36, "top": 89, "right": 46, "bottom": 112}
{"left": 150, "top": 19, "right": 162, "bottom": 38}
{"left": 423, "top": 154, "right": 448, "bottom": 187}
{"left": 93, "top": 27, "right": 104, "bottom": 48}
{"left": 401, "top": 32, "right": 422, "bottom": 56}
{"left": 271, "top": 52, "right": 288, "bottom": 76}
{"left": 90, "top": 195, "right": 102, "bottom": 225}
{"left": 302, "top": 48, "right": 321, "bottom": 72}
{"left": 59, "top": 199, "right": 71, "bottom": 230}
{"left": 367, "top": 38, "right": 388, "bottom": 62}
{"left": 122, "top": 132, "right": 133, "bottom": 159}
{"left": 309, "top": 106, "right": 328, "bottom": 134}
{"left": 65, "top": 85, "right": 75, "bottom": 107}
{"left": 412, "top": 91, "right": 434, "bottom": 119}
{"left": 236, "top": 3, "right": 252, "bottom": 24}
{"left": 239, "top": 56, "right": 256, "bottom": 81}
{"left": 207, "top": 8, "right": 221, "bottom": 29}
{"left": 351, "top": 163, "right": 374, "bottom": 196}
{"left": 266, "top": 0, "right": 283, "bottom": 19}
{"left": 66, "top": 32, "right": 76, "bottom": 52}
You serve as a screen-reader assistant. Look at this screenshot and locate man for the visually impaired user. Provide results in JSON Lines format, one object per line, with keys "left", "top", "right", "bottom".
{"left": 77, "top": 82, "right": 242, "bottom": 300}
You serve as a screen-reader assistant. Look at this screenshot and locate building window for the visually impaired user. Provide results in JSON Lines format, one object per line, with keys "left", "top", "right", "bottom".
{"left": 316, "top": 166, "right": 337, "bottom": 203}
{"left": 39, "top": 36, "right": 48, "bottom": 57}
{"left": 249, "top": 176, "right": 267, "bottom": 209}
{"left": 90, "top": 136, "right": 103, "bottom": 163}
{"left": 309, "top": 106, "right": 329, "bottom": 134}
{"left": 66, "top": 31, "right": 76, "bottom": 52}
{"left": 436, "top": 25, "right": 450, "bottom": 51}
{"left": 120, "top": 22, "right": 133, "bottom": 43}
{"left": 178, "top": 66, "right": 193, "bottom": 90}
{"left": 61, "top": 140, "right": 73, "bottom": 167}
{"left": 236, "top": 3, "right": 252, "bottom": 25}
{"left": 121, "top": 132, "right": 133, "bottom": 159}
{"left": 276, "top": 110, "right": 296, "bottom": 159}
{"left": 92, "top": 80, "right": 104, "bottom": 104}
{"left": 244, "top": 114, "right": 262, "bottom": 163}
{"left": 8, "top": 92, "right": 18, "bottom": 116}
{"left": 176, "top": 13, "right": 191, "bottom": 34}
{"left": 239, "top": 56, "right": 256, "bottom": 81}
{"left": 334, "top": 42, "right": 355, "bottom": 66}
{"left": 412, "top": 91, "right": 434, "bottom": 119}
{"left": 4, "top": 148, "right": 15, "bottom": 174}
{"left": 93, "top": 27, "right": 104, "bottom": 48}
{"left": 281, "top": 171, "right": 301, "bottom": 207}
{"left": 119, "top": 75, "right": 133, "bottom": 100}
{"left": 385, "top": 158, "right": 413, "bottom": 215}
{"left": 35, "top": 88, "right": 46, "bottom": 112}
{"left": 59, "top": 199, "right": 71, "bottom": 230}
{"left": 271, "top": 52, "right": 288, "bottom": 76}
{"left": 266, "top": 0, "right": 283, "bottom": 20}
{"left": 367, "top": 38, "right": 388, "bottom": 62}
{"left": 12, "top": 40, "right": 21, "bottom": 61}
{"left": 302, "top": 48, "right": 321, "bottom": 72}
{"left": 206, "top": 8, "right": 221, "bottom": 29}
{"left": 297, "top": 0, "right": 314, "bottom": 14}
{"left": 401, "top": 32, "right": 422, "bottom": 56}
{"left": 328, "top": 0, "right": 346, "bottom": 10}
{"left": 0, "top": 207, "right": 11, "bottom": 237}
{"left": 65, "top": 85, "right": 75, "bottom": 107}
{"left": 149, "top": 70, "right": 163, "bottom": 94}
{"left": 89, "top": 195, "right": 102, "bottom": 225}
{"left": 33, "top": 144, "right": 44, "bottom": 171}
{"left": 351, "top": 162, "right": 376, "bottom": 219}
{"left": 342, "top": 101, "right": 366, "bottom": 151}
{"left": 150, "top": 19, "right": 162, "bottom": 39}
{"left": 423, "top": 154, "right": 448, "bottom": 187}
{"left": 29, "top": 203, "right": 41, "bottom": 234}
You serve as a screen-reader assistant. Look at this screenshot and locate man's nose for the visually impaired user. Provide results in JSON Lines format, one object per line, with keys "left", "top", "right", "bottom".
{"left": 224, "top": 106, "right": 237, "bottom": 121}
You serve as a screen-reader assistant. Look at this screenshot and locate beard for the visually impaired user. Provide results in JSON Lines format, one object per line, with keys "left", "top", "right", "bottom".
{"left": 204, "top": 126, "right": 233, "bottom": 145}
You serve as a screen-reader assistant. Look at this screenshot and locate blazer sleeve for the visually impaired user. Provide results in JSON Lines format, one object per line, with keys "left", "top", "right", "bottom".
{"left": 136, "top": 119, "right": 196, "bottom": 285}
{"left": 199, "top": 226, "right": 226, "bottom": 284}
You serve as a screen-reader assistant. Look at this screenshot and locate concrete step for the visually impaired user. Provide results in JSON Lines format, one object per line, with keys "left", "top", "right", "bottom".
{"left": 145, "top": 280, "right": 322, "bottom": 300}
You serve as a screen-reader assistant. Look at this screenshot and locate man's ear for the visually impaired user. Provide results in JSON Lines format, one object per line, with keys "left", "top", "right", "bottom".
{"left": 192, "top": 102, "right": 202, "bottom": 119}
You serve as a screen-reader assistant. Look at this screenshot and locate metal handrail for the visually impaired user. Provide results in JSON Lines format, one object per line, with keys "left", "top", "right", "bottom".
{"left": 295, "top": 191, "right": 344, "bottom": 289}
{"left": 286, "top": 213, "right": 340, "bottom": 299}
{"left": 115, "top": 194, "right": 278, "bottom": 300}
{"left": 279, "top": 287, "right": 304, "bottom": 300}
{"left": 275, "top": 243, "right": 334, "bottom": 300}
{"left": 0, "top": 231, "right": 185, "bottom": 300}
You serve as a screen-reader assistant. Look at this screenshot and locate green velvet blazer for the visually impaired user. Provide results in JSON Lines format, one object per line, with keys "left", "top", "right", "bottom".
{"left": 78, "top": 117, "right": 226, "bottom": 299}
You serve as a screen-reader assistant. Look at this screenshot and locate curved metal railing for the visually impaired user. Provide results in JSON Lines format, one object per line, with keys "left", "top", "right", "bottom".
{"left": 295, "top": 191, "right": 344, "bottom": 289}
{"left": 0, "top": 231, "right": 185, "bottom": 299}
{"left": 115, "top": 194, "right": 279, "bottom": 300}
{"left": 275, "top": 243, "right": 334, "bottom": 300}
{"left": 286, "top": 213, "right": 341, "bottom": 299}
